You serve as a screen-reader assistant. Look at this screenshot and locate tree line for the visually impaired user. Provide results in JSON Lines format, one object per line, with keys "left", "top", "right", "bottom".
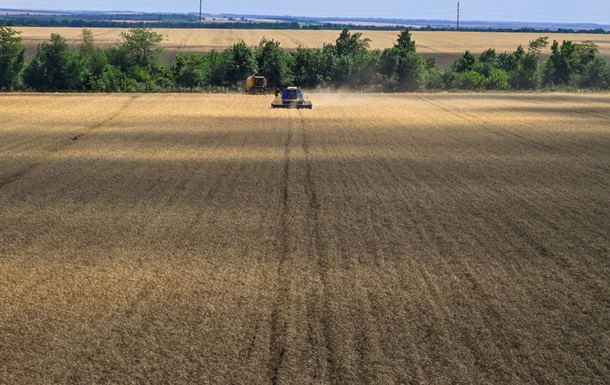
{"left": 2, "top": 14, "right": 610, "bottom": 34}
{"left": 1, "top": 25, "right": 609, "bottom": 92}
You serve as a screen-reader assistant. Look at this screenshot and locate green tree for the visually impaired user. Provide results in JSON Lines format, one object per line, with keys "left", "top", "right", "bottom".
{"left": 331, "top": 29, "right": 374, "bottom": 88}
{"left": 206, "top": 50, "right": 227, "bottom": 87}
{"left": 351, "top": 49, "right": 381, "bottom": 89}
{"left": 94, "top": 64, "right": 137, "bottom": 92}
{"left": 543, "top": 40, "right": 577, "bottom": 85}
{"left": 292, "top": 47, "right": 324, "bottom": 88}
{"left": 107, "top": 28, "right": 172, "bottom": 91}
{"left": 173, "top": 53, "right": 209, "bottom": 89}
{"left": 318, "top": 44, "right": 339, "bottom": 87}
{"left": 117, "top": 28, "right": 164, "bottom": 69}
{"left": 77, "top": 29, "right": 109, "bottom": 90}
{"left": 379, "top": 29, "right": 425, "bottom": 91}
{"left": 497, "top": 47, "right": 522, "bottom": 73}
{"left": 395, "top": 29, "right": 416, "bottom": 53}
{"left": 485, "top": 69, "right": 510, "bottom": 90}
{"left": 509, "top": 38, "right": 547, "bottom": 89}
{"left": 452, "top": 50, "right": 476, "bottom": 73}
{"left": 335, "top": 29, "right": 370, "bottom": 57}
{"left": 223, "top": 41, "right": 257, "bottom": 88}
{"left": 475, "top": 48, "right": 498, "bottom": 77}
{"left": 23, "top": 33, "right": 80, "bottom": 91}
{"left": 424, "top": 56, "right": 444, "bottom": 90}
{"left": 0, "top": 25, "right": 26, "bottom": 90}
{"left": 256, "top": 38, "right": 293, "bottom": 88}
{"left": 574, "top": 41, "right": 600, "bottom": 73}
{"left": 580, "top": 54, "right": 610, "bottom": 89}
{"left": 541, "top": 38, "right": 602, "bottom": 87}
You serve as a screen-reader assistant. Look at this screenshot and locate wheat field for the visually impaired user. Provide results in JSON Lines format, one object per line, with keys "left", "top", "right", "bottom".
{"left": 1, "top": 93, "right": 609, "bottom": 384}
{"left": 15, "top": 27, "right": 610, "bottom": 67}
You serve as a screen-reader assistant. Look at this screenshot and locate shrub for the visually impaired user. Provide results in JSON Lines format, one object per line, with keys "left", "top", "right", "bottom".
{"left": 0, "top": 25, "right": 26, "bottom": 91}
{"left": 485, "top": 69, "right": 511, "bottom": 90}
{"left": 23, "top": 33, "right": 81, "bottom": 91}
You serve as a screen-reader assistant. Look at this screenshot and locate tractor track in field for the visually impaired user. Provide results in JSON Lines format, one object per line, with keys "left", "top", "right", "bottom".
{"left": 300, "top": 112, "right": 338, "bottom": 385}
{"left": 268, "top": 111, "right": 337, "bottom": 385}
{"left": 2, "top": 93, "right": 609, "bottom": 384}
{"left": 0, "top": 95, "right": 140, "bottom": 192}
{"left": 512, "top": 94, "right": 610, "bottom": 123}
{"left": 418, "top": 94, "right": 610, "bottom": 174}
{"left": 268, "top": 126, "right": 292, "bottom": 385}
{"left": 418, "top": 94, "right": 560, "bottom": 153}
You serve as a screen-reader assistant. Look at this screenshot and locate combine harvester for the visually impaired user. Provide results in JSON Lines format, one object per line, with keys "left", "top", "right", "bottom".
{"left": 271, "top": 87, "right": 313, "bottom": 109}
{"left": 244, "top": 74, "right": 273, "bottom": 94}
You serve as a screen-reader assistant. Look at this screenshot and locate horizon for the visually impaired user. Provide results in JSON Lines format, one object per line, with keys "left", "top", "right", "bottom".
{"left": 0, "top": 1, "right": 609, "bottom": 25}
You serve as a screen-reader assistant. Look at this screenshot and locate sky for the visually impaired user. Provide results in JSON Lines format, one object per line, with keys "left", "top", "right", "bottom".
{"left": 1, "top": 1, "right": 609, "bottom": 24}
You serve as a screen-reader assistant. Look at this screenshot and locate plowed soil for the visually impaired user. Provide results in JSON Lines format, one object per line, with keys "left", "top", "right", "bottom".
{"left": 15, "top": 27, "right": 610, "bottom": 67}
{"left": 0, "top": 93, "right": 609, "bottom": 384}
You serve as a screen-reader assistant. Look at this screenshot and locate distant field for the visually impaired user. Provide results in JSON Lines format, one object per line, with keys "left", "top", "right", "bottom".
{"left": 15, "top": 27, "right": 610, "bottom": 67}
{"left": 1, "top": 93, "right": 608, "bottom": 384}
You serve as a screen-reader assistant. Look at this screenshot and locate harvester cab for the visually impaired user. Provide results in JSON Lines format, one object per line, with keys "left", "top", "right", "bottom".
{"left": 271, "top": 87, "right": 313, "bottom": 109}
{"left": 244, "top": 74, "right": 273, "bottom": 94}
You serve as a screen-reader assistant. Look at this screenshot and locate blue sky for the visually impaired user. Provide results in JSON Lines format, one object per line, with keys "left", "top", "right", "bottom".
{"left": 1, "top": 1, "right": 609, "bottom": 24}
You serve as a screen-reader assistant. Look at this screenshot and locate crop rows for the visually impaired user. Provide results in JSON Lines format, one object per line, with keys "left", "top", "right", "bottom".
{"left": 0, "top": 93, "right": 608, "bottom": 384}
{"left": 16, "top": 27, "right": 610, "bottom": 67}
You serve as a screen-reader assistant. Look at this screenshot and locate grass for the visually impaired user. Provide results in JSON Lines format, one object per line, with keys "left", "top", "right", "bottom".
{"left": 0, "top": 92, "right": 609, "bottom": 384}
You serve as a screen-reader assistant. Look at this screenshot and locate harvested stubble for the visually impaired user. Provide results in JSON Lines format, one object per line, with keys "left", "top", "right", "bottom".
{"left": 15, "top": 27, "right": 610, "bottom": 67}
{"left": 0, "top": 92, "right": 609, "bottom": 384}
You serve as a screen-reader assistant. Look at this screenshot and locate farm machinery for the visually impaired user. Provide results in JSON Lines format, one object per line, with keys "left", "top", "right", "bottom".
{"left": 271, "top": 87, "right": 313, "bottom": 109}
{"left": 244, "top": 74, "right": 274, "bottom": 95}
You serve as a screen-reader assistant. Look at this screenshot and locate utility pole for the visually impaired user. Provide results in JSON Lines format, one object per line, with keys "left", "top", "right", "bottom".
{"left": 456, "top": 1, "right": 460, "bottom": 30}
{"left": 199, "top": 0, "right": 202, "bottom": 25}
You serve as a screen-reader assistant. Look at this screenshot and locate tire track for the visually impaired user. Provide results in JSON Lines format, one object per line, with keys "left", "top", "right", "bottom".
{"left": 0, "top": 95, "right": 140, "bottom": 192}
{"left": 268, "top": 126, "right": 293, "bottom": 385}
{"left": 268, "top": 111, "right": 337, "bottom": 385}
{"left": 513, "top": 94, "right": 610, "bottom": 123}
{"left": 419, "top": 94, "right": 610, "bottom": 174}
{"left": 418, "top": 95, "right": 559, "bottom": 153}
{"left": 299, "top": 112, "right": 338, "bottom": 385}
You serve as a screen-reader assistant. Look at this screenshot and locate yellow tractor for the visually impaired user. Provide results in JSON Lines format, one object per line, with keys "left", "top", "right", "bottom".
{"left": 244, "top": 74, "right": 273, "bottom": 94}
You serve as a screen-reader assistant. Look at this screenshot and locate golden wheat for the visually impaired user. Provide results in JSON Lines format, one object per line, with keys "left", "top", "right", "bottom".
{"left": 16, "top": 27, "right": 610, "bottom": 67}
{"left": 0, "top": 93, "right": 609, "bottom": 384}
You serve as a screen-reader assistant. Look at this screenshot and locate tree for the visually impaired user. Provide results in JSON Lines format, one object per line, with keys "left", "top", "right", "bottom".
{"left": 394, "top": 29, "right": 416, "bottom": 53}
{"left": 94, "top": 64, "right": 136, "bottom": 92}
{"left": 475, "top": 48, "right": 498, "bottom": 77}
{"left": 503, "top": 38, "right": 547, "bottom": 89}
{"left": 574, "top": 41, "right": 600, "bottom": 72}
{"left": 424, "top": 56, "right": 444, "bottom": 90}
{"left": 0, "top": 25, "right": 26, "bottom": 90}
{"left": 23, "top": 33, "right": 80, "bottom": 91}
{"left": 256, "top": 38, "right": 293, "bottom": 88}
{"left": 485, "top": 69, "right": 510, "bottom": 90}
{"left": 335, "top": 29, "right": 370, "bottom": 57}
{"left": 77, "top": 29, "right": 108, "bottom": 90}
{"left": 173, "top": 53, "right": 209, "bottom": 89}
{"left": 206, "top": 50, "right": 227, "bottom": 87}
{"left": 223, "top": 41, "right": 257, "bottom": 88}
{"left": 452, "top": 50, "right": 476, "bottom": 73}
{"left": 292, "top": 47, "right": 324, "bottom": 88}
{"left": 528, "top": 36, "right": 549, "bottom": 55}
{"left": 379, "top": 29, "right": 425, "bottom": 91}
{"left": 117, "top": 28, "right": 164, "bottom": 69}
{"left": 580, "top": 56, "right": 610, "bottom": 89}
{"left": 544, "top": 40, "right": 578, "bottom": 85}
{"left": 330, "top": 29, "right": 375, "bottom": 88}
{"left": 108, "top": 28, "right": 173, "bottom": 91}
